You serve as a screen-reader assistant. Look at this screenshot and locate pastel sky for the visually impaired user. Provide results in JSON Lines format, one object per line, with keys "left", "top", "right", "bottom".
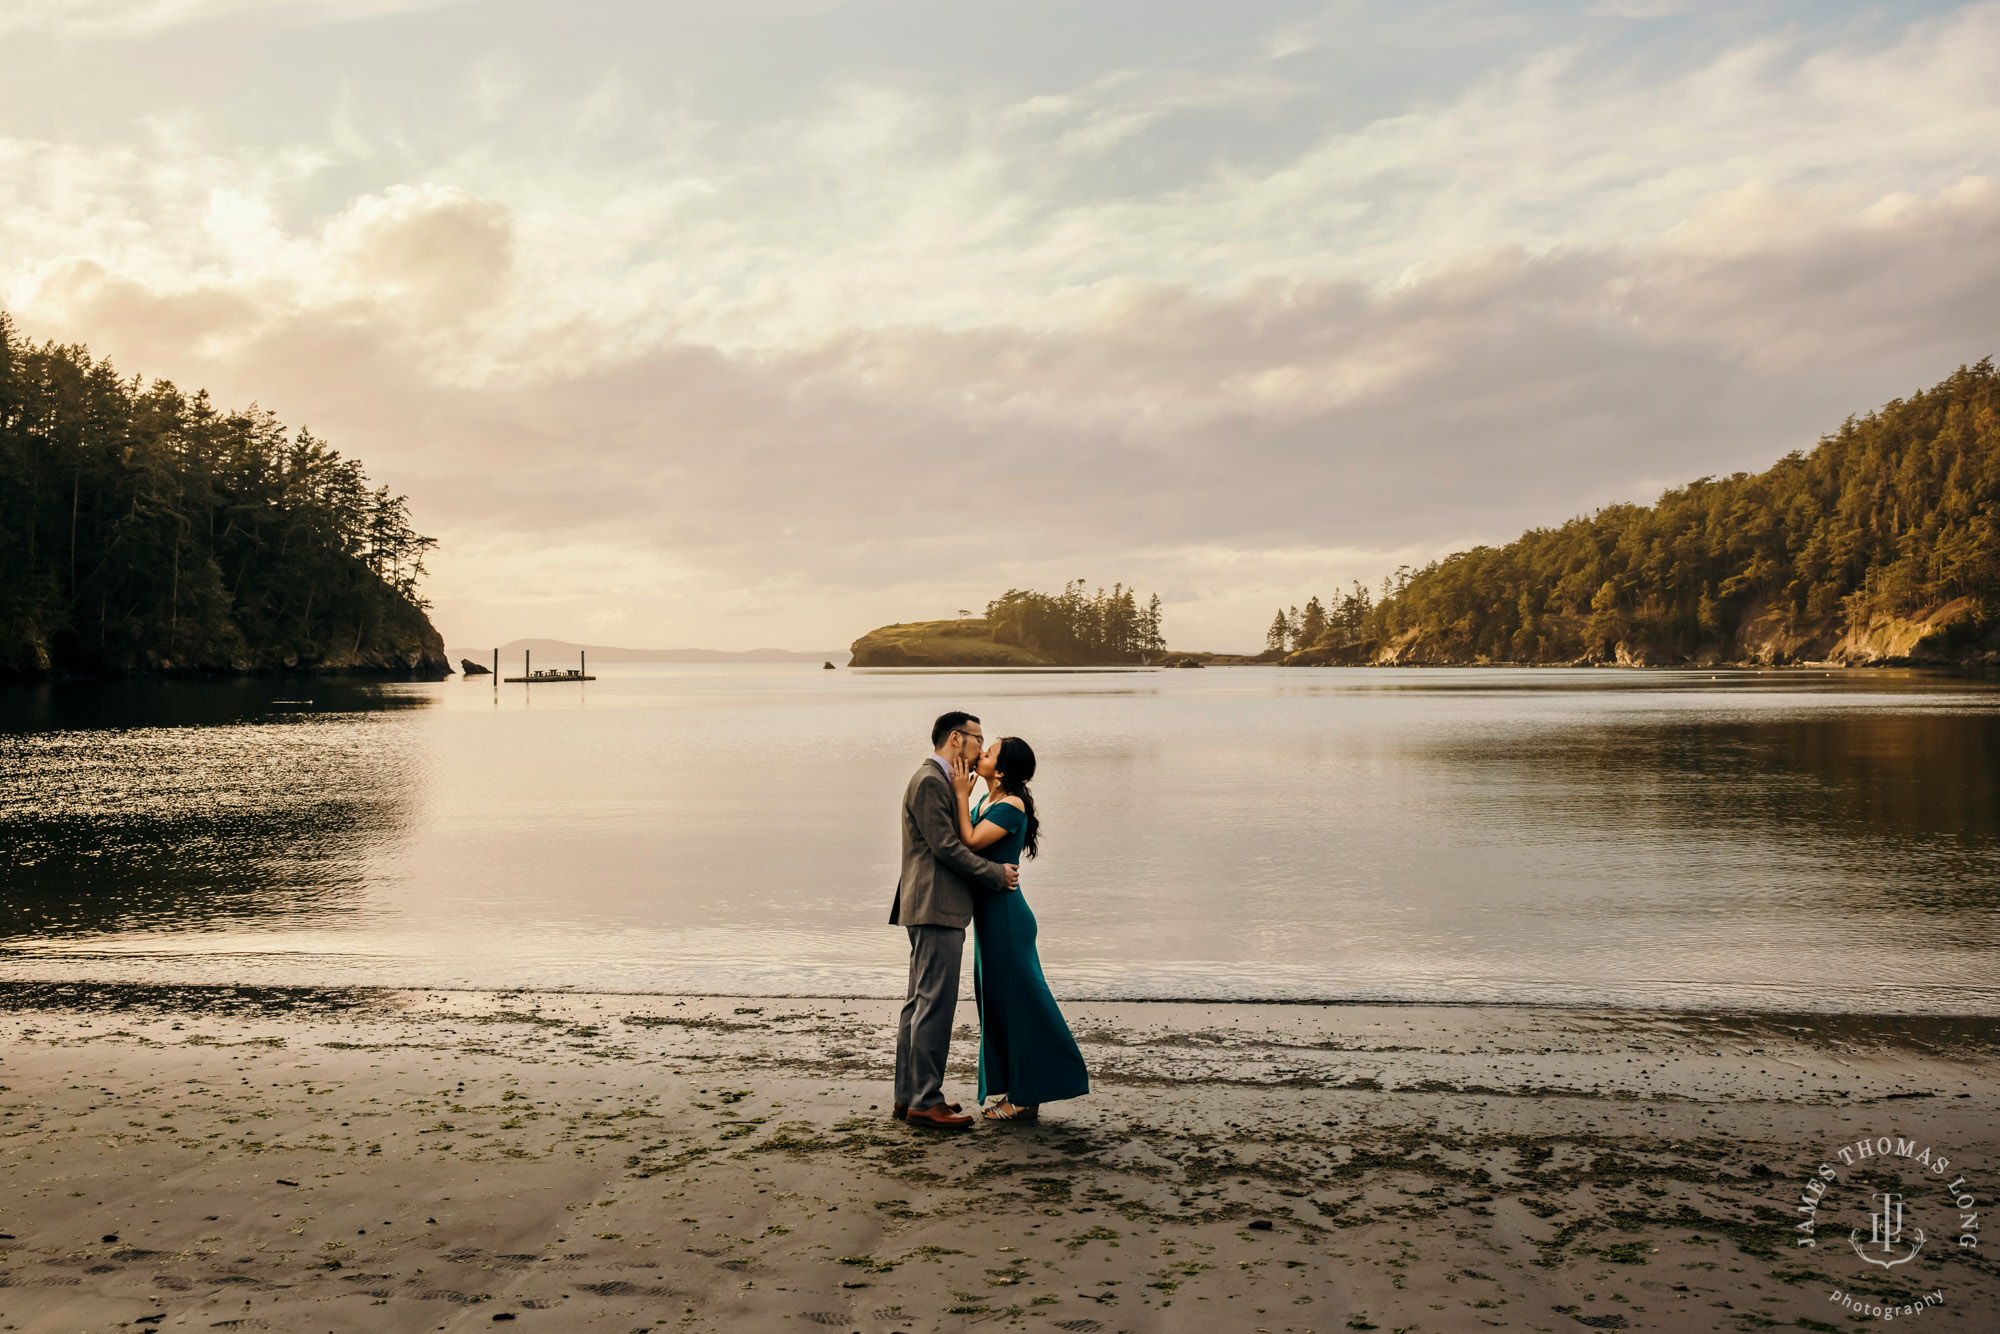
{"left": 3, "top": 0, "right": 1996, "bottom": 652}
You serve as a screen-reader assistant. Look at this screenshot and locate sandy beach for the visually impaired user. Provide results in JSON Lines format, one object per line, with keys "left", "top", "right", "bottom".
{"left": 0, "top": 984, "right": 1994, "bottom": 1333}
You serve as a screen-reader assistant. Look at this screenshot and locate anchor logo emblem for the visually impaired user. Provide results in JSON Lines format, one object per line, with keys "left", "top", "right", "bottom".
{"left": 1850, "top": 1191, "right": 1924, "bottom": 1269}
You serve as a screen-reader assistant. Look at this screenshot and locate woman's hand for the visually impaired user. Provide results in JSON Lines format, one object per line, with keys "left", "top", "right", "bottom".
{"left": 950, "top": 756, "right": 992, "bottom": 848}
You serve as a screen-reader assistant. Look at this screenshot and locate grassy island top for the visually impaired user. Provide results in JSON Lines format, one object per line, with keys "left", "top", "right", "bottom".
{"left": 848, "top": 617, "right": 1052, "bottom": 667}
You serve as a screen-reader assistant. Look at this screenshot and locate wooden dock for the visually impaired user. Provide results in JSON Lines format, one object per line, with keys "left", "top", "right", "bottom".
{"left": 499, "top": 649, "right": 594, "bottom": 683}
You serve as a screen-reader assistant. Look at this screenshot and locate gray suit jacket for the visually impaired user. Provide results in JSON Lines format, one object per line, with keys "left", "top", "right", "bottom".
{"left": 889, "top": 759, "right": 1010, "bottom": 928}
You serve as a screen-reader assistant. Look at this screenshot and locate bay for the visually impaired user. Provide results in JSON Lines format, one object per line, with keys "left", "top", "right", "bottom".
{"left": 3, "top": 664, "right": 1996, "bottom": 1012}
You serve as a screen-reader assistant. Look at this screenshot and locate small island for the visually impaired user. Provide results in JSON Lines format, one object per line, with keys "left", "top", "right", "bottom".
{"left": 851, "top": 582, "right": 1166, "bottom": 666}
{"left": 849, "top": 617, "right": 1053, "bottom": 667}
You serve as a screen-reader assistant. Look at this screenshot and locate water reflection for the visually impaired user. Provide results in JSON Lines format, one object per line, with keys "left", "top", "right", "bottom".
{"left": 1, "top": 683, "right": 426, "bottom": 939}
{"left": 1433, "top": 708, "right": 2000, "bottom": 911}
{"left": 0, "top": 676, "right": 432, "bottom": 733}
{"left": 1, "top": 666, "right": 1995, "bottom": 1011}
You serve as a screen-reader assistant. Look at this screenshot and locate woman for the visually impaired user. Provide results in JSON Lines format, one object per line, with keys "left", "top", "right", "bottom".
{"left": 949, "top": 736, "right": 1089, "bottom": 1121}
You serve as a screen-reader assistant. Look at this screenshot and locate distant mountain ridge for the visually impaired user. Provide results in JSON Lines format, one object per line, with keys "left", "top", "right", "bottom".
{"left": 457, "top": 638, "right": 848, "bottom": 665}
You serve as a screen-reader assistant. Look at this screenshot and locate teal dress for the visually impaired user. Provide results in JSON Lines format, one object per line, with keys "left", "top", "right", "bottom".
{"left": 971, "top": 797, "right": 1090, "bottom": 1107}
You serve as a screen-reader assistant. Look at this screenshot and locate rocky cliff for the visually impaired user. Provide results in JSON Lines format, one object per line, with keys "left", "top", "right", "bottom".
{"left": 5, "top": 584, "right": 451, "bottom": 681}
{"left": 1292, "top": 598, "right": 1999, "bottom": 669}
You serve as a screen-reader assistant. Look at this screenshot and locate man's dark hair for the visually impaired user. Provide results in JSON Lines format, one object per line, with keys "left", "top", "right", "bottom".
{"left": 931, "top": 711, "right": 979, "bottom": 749}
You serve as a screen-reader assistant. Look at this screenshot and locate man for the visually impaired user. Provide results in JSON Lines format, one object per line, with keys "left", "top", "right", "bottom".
{"left": 890, "top": 710, "right": 1020, "bottom": 1129}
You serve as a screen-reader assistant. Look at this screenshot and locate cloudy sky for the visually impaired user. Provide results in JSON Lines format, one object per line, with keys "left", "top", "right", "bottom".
{"left": 3, "top": 0, "right": 1996, "bottom": 652}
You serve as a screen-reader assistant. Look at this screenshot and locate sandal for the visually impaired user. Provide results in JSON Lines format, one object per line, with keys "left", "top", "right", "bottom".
{"left": 982, "top": 1099, "right": 1039, "bottom": 1122}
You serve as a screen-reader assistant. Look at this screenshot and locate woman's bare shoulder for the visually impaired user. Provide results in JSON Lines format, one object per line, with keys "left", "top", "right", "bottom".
{"left": 994, "top": 795, "right": 1026, "bottom": 810}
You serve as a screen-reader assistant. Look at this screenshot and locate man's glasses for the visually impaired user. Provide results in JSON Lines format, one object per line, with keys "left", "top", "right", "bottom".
{"left": 951, "top": 729, "right": 985, "bottom": 746}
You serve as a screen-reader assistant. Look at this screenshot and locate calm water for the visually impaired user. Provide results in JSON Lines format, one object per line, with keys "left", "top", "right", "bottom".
{"left": 2, "top": 665, "right": 1997, "bottom": 1013}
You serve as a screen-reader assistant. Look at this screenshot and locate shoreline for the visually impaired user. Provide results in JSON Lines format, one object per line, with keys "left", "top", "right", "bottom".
{"left": 2, "top": 985, "right": 1994, "bottom": 1331}
{"left": 7, "top": 975, "right": 1999, "bottom": 1018}
{"left": 849, "top": 660, "right": 1997, "bottom": 672}
{"left": 0, "top": 664, "right": 455, "bottom": 686}
{"left": 4, "top": 660, "right": 1994, "bottom": 692}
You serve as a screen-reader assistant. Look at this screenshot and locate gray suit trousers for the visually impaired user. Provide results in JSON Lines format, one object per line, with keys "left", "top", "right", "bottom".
{"left": 894, "top": 924, "right": 964, "bottom": 1110}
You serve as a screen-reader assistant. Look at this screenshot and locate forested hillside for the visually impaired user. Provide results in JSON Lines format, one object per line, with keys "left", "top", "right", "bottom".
{"left": 1269, "top": 360, "right": 2000, "bottom": 667}
{"left": 0, "top": 314, "right": 448, "bottom": 679}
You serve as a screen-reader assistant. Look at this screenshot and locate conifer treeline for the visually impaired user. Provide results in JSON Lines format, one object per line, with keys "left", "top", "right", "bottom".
{"left": 1267, "top": 360, "right": 2000, "bottom": 664}
{"left": 0, "top": 313, "right": 446, "bottom": 677}
{"left": 987, "top": 581, "right": 1166, "bottom": 663}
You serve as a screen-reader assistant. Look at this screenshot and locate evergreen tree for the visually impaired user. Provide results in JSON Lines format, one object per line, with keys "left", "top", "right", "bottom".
{"left": 0, "top": 312, "right": 443, "bottom": 677}
{"left": 984, "top": 579, "right": 1168, "bottom": 664}
{"left": 1586, "top": 580, "right": 1622, "bottom": 654}
{"left": 1266, "top": 610, "right": 1292, "bottom": 654}
{"left": 1298, "top": 596, "right": 1327, "bottom": 648}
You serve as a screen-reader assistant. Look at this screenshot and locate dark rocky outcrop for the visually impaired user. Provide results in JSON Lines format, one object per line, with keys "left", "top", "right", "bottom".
{"left": 1287, "top": 597, "right": 2000, "bottom": 669}
{"left": 6, "top": 589, "right": 451, "bottom": 681}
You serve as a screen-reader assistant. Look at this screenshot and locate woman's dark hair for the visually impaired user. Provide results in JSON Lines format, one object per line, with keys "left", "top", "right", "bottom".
{"left": 993, "top": 736, "right": 1040, "bottom": 860}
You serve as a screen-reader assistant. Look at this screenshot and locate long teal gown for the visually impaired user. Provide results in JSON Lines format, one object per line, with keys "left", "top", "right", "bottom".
{"left": 971, "top": 796, "right": 1090, "bottom": 1107}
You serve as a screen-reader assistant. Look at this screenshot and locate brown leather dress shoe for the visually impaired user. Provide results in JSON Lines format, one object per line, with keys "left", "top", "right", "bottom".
{"left": 891, "top": 1102, "right": 960, "bottom": 1119}
{"left": 902, "top": 1103, "right": 975, "bottom": 1129}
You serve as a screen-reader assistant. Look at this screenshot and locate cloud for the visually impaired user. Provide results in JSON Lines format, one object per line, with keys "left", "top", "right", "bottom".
{"left": 29, "top": 169, "right": 1994, "bottom": 651}
{"left": 11, "top": 3, "right": 1992, "bottom": 349}
{"left": 1586, "top": 0, "right": 1698, "bottom": 19}
{"left": 1640, "top": 177, "right": 2000, "bottom": 372}
{"left": 479, "top": 2, "right": 1993, "bottom": 355}
{"left": 2, "top": 3, "right": 1997, "bottom": 649}
{"left": 326, "top": 185, "right": 515, "bottom": 323}
{"left": 0, "top": 0, "right": 466, "bottom": 39}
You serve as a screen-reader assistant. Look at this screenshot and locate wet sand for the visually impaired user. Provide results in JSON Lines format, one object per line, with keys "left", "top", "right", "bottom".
{"left": 0, "top": 984, "right": 1994, "bottom": 1333}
